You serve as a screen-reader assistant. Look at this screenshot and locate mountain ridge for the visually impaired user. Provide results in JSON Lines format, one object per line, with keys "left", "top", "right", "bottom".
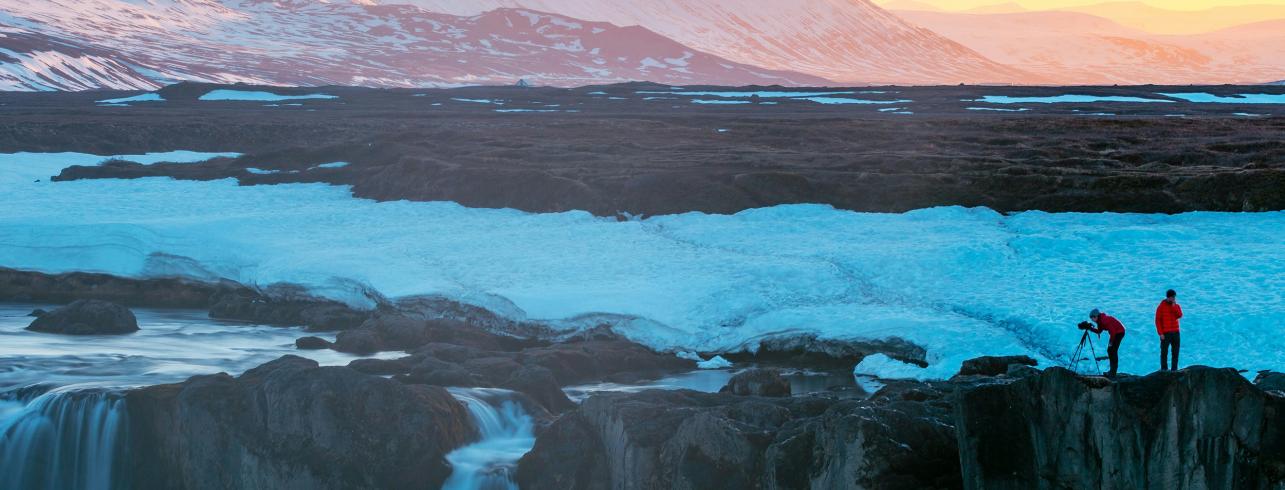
{"left": 0, "top": 0, "right": 826, "bottom": 91}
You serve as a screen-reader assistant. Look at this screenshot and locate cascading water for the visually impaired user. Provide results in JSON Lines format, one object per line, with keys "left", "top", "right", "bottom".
{"left": 0, "top": 386, "right": 129, "bottom": 490}
{"left": 443, "top": 388, "right": 536, "bottom": 490}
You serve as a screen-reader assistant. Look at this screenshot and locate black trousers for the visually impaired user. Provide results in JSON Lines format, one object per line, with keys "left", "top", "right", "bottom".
{"left": 1160, "top": 331, "right": 1181, "bottom": 371}
{"left": 1106, "top": 332, "right": 1125, "bottom": 375}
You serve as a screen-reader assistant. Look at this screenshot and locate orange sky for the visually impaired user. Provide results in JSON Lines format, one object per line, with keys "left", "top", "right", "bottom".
{"left": 884, "top": 0, "right": 1285, "bottom": 9}
{"left": 876, "top": 0, "right": 1285, "bottom": 34}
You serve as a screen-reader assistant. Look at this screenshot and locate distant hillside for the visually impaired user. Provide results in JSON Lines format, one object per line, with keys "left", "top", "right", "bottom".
{"left": 0, "top": 0, "right": 823, "bottom": 91}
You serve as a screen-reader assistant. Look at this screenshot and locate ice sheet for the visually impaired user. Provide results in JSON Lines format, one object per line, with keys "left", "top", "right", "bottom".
{"left": 2, "top": 152, "right": 1283, "bottom": 379}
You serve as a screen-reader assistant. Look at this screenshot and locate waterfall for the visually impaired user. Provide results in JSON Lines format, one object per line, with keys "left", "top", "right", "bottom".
{"left": 0, "top": 387, "right": 129, "bottom": 490}
{"left": 443, "top": 388, "right": 536, "bottom": 490}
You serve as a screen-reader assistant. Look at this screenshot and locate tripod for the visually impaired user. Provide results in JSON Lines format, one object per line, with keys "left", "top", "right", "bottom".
{"left": 1069, "top": 328, "right": 1103, "bottom": 375}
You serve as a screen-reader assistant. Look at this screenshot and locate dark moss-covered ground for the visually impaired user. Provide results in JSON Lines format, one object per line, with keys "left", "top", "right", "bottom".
{"left": 3, "top": 82, "right": 1282, "bottom": 215}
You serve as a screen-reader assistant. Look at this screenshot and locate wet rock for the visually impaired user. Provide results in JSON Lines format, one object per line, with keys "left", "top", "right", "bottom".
{"left": 125, "top": 355, "right": 475, "bottom": 490}
{"left": 295, "top": 336, "right": 331, "bottom": 350}
{"left": 208, "top": 290, "right": 370, "bottom": 331}
{"left": 1255, "top": 371, "right": 1285, "bottom": 393}
{"left": 27, "top": 308, "right": 47, "bottom": 317}
{"left": 955, "top": 366, "right": 1285, "bottom": 489}
{"left": 518, "top": 339, "right": 696, "bottom": 385}
{"left": 502, "top": 365, "right": 575, "bottom": 413}
{"left": 26, "top": 299, "right": 139, "bottom": 335}
{"left": 333, "top": 328, "right": 383, "bottom": 355}
{"left": 956, "top": 355, "right": 1037, "bottom": 377}
{"left": 723, "top": 334, "right": 927, "bottom": 369}
{"left": 720, "top": 368, "right": 791, "bottom": 397}
{"left": 332, "top": 314, "right": 539, "bottom": 354}
{"left": 347, "top": 357, "right": 416, "bottom": 376}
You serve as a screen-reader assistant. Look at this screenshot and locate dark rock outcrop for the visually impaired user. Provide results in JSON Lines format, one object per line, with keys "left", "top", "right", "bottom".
{"left": 720, "top": 368, "right": 792, "bottom": 397}
{"left": 25, "top": 299, "right": 139, "bottom": 335}
{"left": 955, "top": 366, "right": 1285, "bottom": 490}
{"left": 1, "top": 267, "right": 225, "bottom": 308}
{"left": 326, "top": 315, "right": 694, "bottom": 413}
{"left": 208, "top": 289, "right": 371, "bottom": 331}
{"left": 956, "top": 355, "right": 1037, "bottom": 377}
{"left": 125, "top": 355, "right": 476, "bottom": 490}
{"left": 723, "top": 334, "right": 928, "bottom": 369}
{"left": 0, "top": 268, "right": 372, "bottom": 330}
{"left": 295, "top": 336, "right": 332, "bottom": 350}
{"left": 331, "top": 313, "right": 539, "bottom": 354}
{"left": 517, "top": 382, "right": 961, "bottom": 490}
{"left": 1256, "top": 371, "right": 1285, "bottom": 393}
{"left": 27, "top": 308, "right": 47, "bottom": 317}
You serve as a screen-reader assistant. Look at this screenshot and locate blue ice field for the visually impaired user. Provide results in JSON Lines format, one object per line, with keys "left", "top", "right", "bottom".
{"left": 2, "top": 152, "right": 1282, "bottom": 379}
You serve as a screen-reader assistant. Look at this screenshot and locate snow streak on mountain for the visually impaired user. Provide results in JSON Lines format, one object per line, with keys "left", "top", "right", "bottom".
{"left": 0, "top": 0, "right": 824, "bottom": 91}
{"left": 403, "top": 0, "right": 1036, "bottom": 85}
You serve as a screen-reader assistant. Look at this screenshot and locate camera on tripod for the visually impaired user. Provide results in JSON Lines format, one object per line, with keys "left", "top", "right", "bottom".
{"left": 1077, "top": 321, "right": 1094, "bottom": 330}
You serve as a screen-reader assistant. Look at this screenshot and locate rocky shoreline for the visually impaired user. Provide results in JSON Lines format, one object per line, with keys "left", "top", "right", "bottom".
{"left": 5, "top": 270, "right": 1284, "bottom": 489}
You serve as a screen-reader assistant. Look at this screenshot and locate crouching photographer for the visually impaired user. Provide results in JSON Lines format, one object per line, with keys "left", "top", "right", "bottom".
{"left": 1085, "top": 309, "right": 1127, "bottom": 377}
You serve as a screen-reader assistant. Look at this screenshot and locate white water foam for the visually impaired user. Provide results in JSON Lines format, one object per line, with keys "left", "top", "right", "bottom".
{"left": 443, "top": 388, "right": 535, "bottom": 490}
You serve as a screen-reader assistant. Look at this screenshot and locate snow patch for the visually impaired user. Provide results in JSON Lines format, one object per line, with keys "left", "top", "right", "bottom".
{"left": 199, "top": 90, "right": 337, "bottom": 102}
{"left": 1159, "top": 93, "right": 1285, "bottom": 104}
{"left": 972, "top": 95, "right": 1171, "bottom": 104}
{"left": 697, "top": 356, "right": 733, "bottom": 369}
{"left": 96, "top": 93, "right": 164, "bottom": 104}
{"left": 853, "top": 354, "right": 927, "bottom": 380}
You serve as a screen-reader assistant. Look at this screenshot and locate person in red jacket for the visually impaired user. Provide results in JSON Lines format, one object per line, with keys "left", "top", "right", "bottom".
{"left": 1155, "top": 289, "right": 1183, "bottom": 371}
{"left": 1089, "top": 308, "right": 1126, "bottom": 377}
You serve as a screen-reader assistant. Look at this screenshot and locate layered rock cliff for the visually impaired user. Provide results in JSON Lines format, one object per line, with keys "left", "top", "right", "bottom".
{"left": 955, "top": 367, "right": 1285, "bottom": 490}
{"left": 123, "top": 356, "right": 477, "bottom": 490}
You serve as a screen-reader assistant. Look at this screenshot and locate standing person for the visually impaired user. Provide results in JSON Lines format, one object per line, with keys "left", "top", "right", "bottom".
{"left": 1155, "top": 289, "right": 1183, "bottom": 371}
{"left": 1089, "top": 309, "right": 1126, "bottom": 377}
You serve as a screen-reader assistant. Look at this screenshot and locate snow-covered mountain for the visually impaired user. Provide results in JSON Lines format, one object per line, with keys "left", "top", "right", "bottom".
{"left": 893, "top": 9, "right": 1285, "bottom": 85}
{"left": 0, "top": 25, "right": 161, "bottom": 91}
{"left": 0, "top": 0, "right": 823, "bottom": 91}
{"left": 399, "top": 0, "right": 1037, "bottom": 85}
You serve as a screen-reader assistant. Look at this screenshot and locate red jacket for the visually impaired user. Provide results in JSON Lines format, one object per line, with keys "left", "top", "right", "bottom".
{"left": 1155, "top": 301, "right": 1182, "bottom": 334}
{"left": 1094, "top": 313, "right": 1126, "bottom": 336}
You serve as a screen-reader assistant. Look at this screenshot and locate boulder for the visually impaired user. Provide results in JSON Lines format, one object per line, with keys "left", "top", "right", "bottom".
{"left": 333, "top": 328, "right": 383, "bottom": 354}
{"left": 955, "top": 366, "right": 1285, "bottom": 490}
{"left": 125, "top": 355, "right": 476, "bottom": 490}
{"left": 295, "top": 336, "right": 331, "bottom": 350}
{"left": 719, "top": 368, "right": 792, "bottom": 397}
{"left": 25, "top": 299, "right": 139, "bottom": 335}
{"left": 956, "top": 355, "right": 1037, "bottom": 377}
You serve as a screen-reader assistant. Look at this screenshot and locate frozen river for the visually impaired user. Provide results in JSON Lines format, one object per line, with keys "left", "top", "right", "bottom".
{"left": 2, "top": 151, "right": 1283, "bottom": 379}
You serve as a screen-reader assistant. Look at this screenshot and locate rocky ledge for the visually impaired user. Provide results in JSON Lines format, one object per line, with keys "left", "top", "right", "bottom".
{"left": 94, "top": 344, "right": 1285, "bottom": 490}
{"left": 517, "top": 376, "right": 960, "bottom": 490}
{"left": 956, "top": 366, "right": 1285, "bottom": 489}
